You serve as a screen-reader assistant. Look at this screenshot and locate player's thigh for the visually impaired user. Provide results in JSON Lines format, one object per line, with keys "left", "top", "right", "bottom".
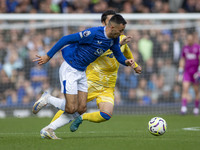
{"left": 59, "top": 61, "right": 79, "bottom": 94}
{"left": 59, "top": 61, "right": 85, "bottom": 112}
{"left": 87, "top": 80, "right": 103, "bottom": 102}
{"left": 78, "top": 91, "right": 88, "bottom": 104}
{"left": 99, "top": 102, "right": 114, "bottom": 115}
{"left": 182, "top": 72, "right": 193, "bottom": 92}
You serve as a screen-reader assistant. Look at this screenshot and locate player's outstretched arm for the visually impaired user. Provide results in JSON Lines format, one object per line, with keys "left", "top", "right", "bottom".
{"left": 33, "top": 54, "right": 50, "bottom": 65}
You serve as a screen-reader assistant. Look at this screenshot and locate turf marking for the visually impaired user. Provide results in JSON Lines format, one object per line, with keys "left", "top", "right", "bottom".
{"left": 182, "top": 127, "right": 200, "bottom": 131}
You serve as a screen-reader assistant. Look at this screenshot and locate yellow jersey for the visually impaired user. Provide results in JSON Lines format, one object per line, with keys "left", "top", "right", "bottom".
{"left": 86, "top": 35, "right": 138, "bottom": 88}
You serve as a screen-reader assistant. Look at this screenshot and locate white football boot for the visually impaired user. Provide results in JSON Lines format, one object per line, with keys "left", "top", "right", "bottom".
{"left": 181, "top": 106, "right": 187, "bottom": 115}
{"left": 32, "top": 91, "right": 50, "bottom": 114}
{"left": 40, "top": 128, "right": 60, "bottom": 140}
{"left": 193, "top": 108, "right": 199, "bottom": 115}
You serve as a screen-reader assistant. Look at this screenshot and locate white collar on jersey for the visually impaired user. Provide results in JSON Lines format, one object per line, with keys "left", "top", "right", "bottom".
{"left": 104, "top": 26, "right": 111, "bottom": 39}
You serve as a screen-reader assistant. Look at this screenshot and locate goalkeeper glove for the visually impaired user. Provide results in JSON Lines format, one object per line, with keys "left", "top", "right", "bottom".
{"left": 178, "top": 68, "right": 183, "bottom": 83}
{"left": 194, "top": 66, "right": 200, "bottom": 82}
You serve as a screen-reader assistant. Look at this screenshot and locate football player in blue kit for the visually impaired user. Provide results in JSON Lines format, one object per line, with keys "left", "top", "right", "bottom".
{"left": 32, "top": 14, "right": 135, "bottom": 139}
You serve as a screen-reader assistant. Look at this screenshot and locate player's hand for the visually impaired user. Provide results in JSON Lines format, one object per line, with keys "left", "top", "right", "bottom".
{"left": 120, "top": 36, "right": 132, "bottom": 46}
{"left": 194, "top": 72, "right": 200, "bottom": 82}
{"left": 125, "top": 59, "right": 135, "bottom": 68}
{"left": 194, "top": 66, "right": 200, "bottom": 82}
{"left": 33, "top": 54, "right": 50, "bottom": 65}
{"left": 134, "top": 65, "right": 142, "bottom": 74}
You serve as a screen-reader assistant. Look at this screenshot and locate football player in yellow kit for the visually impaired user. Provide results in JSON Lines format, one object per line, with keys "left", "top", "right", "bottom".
{"left": 41, "top": 10, "right": 141, "bottom": 139}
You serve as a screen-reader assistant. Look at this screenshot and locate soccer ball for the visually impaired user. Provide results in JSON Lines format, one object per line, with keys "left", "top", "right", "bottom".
{"left": 148, "top": 117, "right": 167, "bottom": 136}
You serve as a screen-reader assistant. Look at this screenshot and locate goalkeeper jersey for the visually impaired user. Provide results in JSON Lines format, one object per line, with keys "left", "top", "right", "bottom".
{"left": 86, "top": 35, "right": 138, "bottom": 88}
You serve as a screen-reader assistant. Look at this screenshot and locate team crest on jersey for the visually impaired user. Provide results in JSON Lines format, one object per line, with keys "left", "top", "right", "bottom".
{"left": 83, "top": 31, "right": 91, "bottom": 37}
{"left": 94, "top": 48, "right": 104, "bottom": 56}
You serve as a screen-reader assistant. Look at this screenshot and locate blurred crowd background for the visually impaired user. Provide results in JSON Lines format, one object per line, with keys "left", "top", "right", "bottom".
{"left": 0, "top": 0, "right": 200, "bottom": 13}
{"left": 0, "top": 0, "right": 200, "bottom": 108}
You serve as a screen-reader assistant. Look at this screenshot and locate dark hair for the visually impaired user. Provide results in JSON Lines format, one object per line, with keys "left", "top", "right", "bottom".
{"left": 109, "top": 14, "right": 127, "bottom": 25}
{"left": 101, "top": 10, "right": 116, "bottom": 23}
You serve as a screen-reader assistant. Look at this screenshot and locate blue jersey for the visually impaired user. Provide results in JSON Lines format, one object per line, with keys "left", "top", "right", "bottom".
{"left": 47, "top": 26, "right": 127, "bottom": 71}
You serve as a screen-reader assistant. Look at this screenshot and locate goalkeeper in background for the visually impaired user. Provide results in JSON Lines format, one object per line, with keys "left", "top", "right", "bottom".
{"left": 41, "top": 10, "right": 142, "bottom": 139}
{"left": 178, "top": 33, "right": 200, "bottom": 115}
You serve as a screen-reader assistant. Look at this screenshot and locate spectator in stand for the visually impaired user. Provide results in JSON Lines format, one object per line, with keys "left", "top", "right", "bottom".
{"left": 160, "top": 58, "right": 177, "bottom": 102}
{"left": 47, "top": 56, "right": 60, "bottom": 88}
{"left": 92, "top": 0, "right": 108, "bottom": 13}
{"left": 0, "top": 69, "right": 17, "bottom": 106}
{"left": 0, "top": 0, "right": 6, "bottom": 13}
{"left": 30, "top": 63, "right": 48, "bottom": 95}
{"left": 158, "top": 42, "right": 173, "bottom": 60}
{"left": 136, "top": 78, "right": 151, "bottom": 105}
{"left": 147, "top": 73, "right": 160, "bottom": 104}
{"left": 155, "top": 57, "right": 164, "bottom": 73}
{"left": 172, "top": 32, "right": 183, "bottom": 67}
{"left": 3, "top": 45, "right": 23, "bottom": 80}
{"left": 6, "top": 0, "right": 19, "bottom": 13}
{"left": 107, "top": 0, "right": 124, "bottom": 12}
{"left": 120, "top": 1, "right": 133, "bottom": 13}
{"left": 0, "top": 36, "right": 7, "bottom": 66}
{"left": 172, "top": 83, "right": 182, "bottom": 103}
{"left": 152, "top": 0, "right": 163, "bottom": 13}
{"left": 132, "top": 0, "right": 146, "bottom": 13}
{"left": 16, "top": 71, "right": 34, "bottom": 105}
{"left": 182, "top": 0, "right": 197, "bottom": 12}
{"left": 117, "top": 66, "right": 138, "bottom": 103}
{"left": 130, "top": 42, "right": 144, "bottom": 68}
{"left": 0, "top": 0, "right": 199, "bottom": 13}
{"left": 143, "top": 57, "right": 157, "bottom": 81}
{"left": 43, "top": 28, "right": 53, "bottom": 46}
{"left": 169, "top": 0, "right": 184, "bottom": 12}
{"left": 138, "top": 33, "right": 153, "bottom": 62}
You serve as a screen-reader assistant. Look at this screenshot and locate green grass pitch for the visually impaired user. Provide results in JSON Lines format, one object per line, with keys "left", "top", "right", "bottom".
{"left": 0, "top": 115, "right": 200, "bottom": 150}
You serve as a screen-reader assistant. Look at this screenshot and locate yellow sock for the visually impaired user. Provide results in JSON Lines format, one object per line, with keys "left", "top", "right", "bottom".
{"left": 51, "top": 110, "right": 64, "bottom": 123}
{"left": 82, "top": 111, "right": 108, "bottom": 123}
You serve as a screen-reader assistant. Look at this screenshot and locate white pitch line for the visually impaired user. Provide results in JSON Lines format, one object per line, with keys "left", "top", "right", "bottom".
{"left": 182, "top": 127, "right": 200, "bottom": 131}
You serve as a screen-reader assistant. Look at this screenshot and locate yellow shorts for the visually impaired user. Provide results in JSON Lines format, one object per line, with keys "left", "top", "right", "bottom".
{"left": 87, "top": 80, "right": 115, "bottom": 106}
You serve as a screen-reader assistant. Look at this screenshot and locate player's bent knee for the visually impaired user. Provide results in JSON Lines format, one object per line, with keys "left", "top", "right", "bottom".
{"left": 78, "top": 106, "right": 87, "bottom": 115}
{"left": 65, "top": 107, "right": 77, "bottom": 114}
{"left": 100, "top": 111, "right": 112, "bottom": 121}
